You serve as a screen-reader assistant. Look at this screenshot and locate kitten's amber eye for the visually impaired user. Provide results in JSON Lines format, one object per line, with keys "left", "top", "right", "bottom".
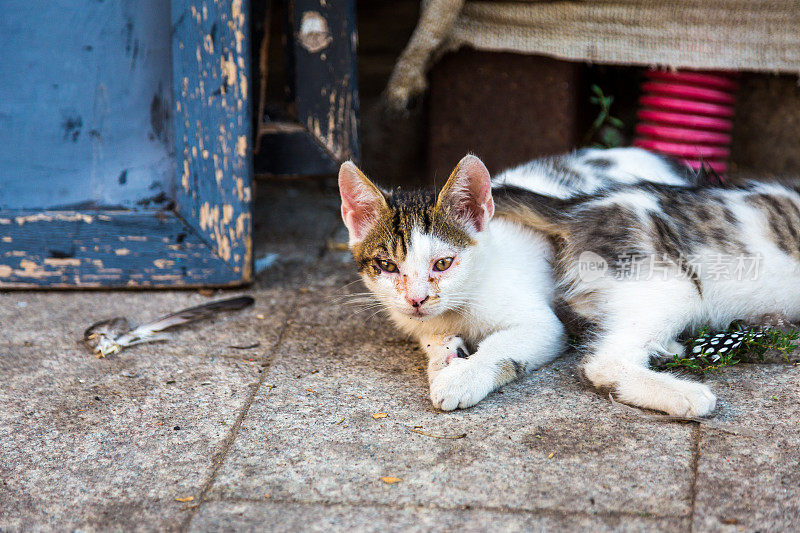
{"left": 433, "top": 257, "right": 454, "bottom": 272}
{"left": 375, "top": 259, "right": 398, "bottom": 273}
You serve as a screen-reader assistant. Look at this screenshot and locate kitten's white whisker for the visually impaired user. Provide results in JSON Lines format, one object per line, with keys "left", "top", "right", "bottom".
{"left": 363, "top": 307, "right": 390, "bottom": 321}
{"left": 328, "top": 294, "right": 379, "bottom": 304}
{"left": 330, "top": 295, "right": 377, "bottom": 304}
{"left": 347, "top": 306, "right": 388, "bottom": 319}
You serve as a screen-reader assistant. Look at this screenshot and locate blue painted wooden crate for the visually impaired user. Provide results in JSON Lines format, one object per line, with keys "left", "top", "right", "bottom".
{"left": 0, "top": 0, "right": 253, "bottom": 287}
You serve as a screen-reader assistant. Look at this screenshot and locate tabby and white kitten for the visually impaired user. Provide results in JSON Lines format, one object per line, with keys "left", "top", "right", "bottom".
{"left": 497, "top": 180, "right": 800, "bottom": 417}
{"left": 339, "top": 148, "right": 700, "bottom": 411}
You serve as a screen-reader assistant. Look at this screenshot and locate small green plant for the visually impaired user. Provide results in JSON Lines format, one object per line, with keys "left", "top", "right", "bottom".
{"left": 664, "top": 324, "right": 799, "bottom": 373}
{"left": 584, "top": 84, "right": 625, "bottom": 148}
{"left": 665, "top": 348, "right": 740, "bottom": 373}
{"left": 740, "top": 327, "right": 799, "bottom": 361}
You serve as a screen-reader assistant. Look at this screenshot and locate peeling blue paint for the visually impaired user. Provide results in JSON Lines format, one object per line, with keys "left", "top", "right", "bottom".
{"left": 0, "top": 1, "right": 253, "bottom": 288}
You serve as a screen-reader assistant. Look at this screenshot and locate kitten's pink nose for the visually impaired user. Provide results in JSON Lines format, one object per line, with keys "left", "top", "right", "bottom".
{"left": 406, "top": 295, "right": 429, "bottom": 308}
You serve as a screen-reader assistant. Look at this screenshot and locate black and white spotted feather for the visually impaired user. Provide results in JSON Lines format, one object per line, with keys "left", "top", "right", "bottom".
{"left": 685, "top": 329, "right": 767, "bottom": 363}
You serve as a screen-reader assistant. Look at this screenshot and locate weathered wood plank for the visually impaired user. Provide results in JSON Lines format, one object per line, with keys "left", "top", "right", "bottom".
{"left": 0, "top": 211, "right": 238, "bottom": 288}
{"left": 253, "top": 130, "right": 339, "bottom": 176}
{"left": 171, "top": 0, "right": 253, "bottom": 281}
{"left": 253, "top": 0, "right": 360, "bottom": 175}
{"left": 288, "top": 0, "right": 359, "bottom": 163}
{"left": 0, "top": 0, "right": 253, "bottom": 288}
{"left": 0, "top": 1, "right": 174, "bottom": 210}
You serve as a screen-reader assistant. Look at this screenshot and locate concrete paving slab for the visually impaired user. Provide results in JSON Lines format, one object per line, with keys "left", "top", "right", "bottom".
{"left": 250, "top": 180, "right": 342, "bottom": 288}
{"left": 0, "top": 286, "right": 296, "bottom": 531}
{"left": 205, "top": 284, "right": 696, "bottom": 519}
{"left": 191, "top": 501, "right": 689, "bottom": 532}
{"left": 1, "top": 499, "right": 190, "bottom": 533}
{"left": 2, "top": 245, "right": 796, "bottom": 531}
{"left": 251, "top": 180, "right": 340, "bottom": 265}
{"left": 0, "top": 343, "right": 260, "bottom": 530}
{"left": 693, "top": 364, "right": 800, "bottom": 532}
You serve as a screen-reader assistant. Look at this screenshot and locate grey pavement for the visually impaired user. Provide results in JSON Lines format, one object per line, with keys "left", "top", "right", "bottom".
{"left": 1, "top": 180, "right": 798, "bottom": 532}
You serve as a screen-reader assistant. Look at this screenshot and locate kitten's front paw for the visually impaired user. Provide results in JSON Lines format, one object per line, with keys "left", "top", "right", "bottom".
{"left": 429, "top": 335, "right": 469, "bottom": 363}
{"left": 663, "top": 339, "right": 686, "bottom": 358}
{"left": 442, "top": 336, "right": 470, "bottom": 365}
{"left": 666, "top": 381, "right": 716, "bottom": 417}
{"left": 426, "top": 336, "right": 470, "bottom": 383}
{"left": 429, "top": 359, "right": 492, "bottom": 411}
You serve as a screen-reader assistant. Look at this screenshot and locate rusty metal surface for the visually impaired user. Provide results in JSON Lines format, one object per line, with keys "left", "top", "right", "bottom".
{"left": 428, "top": 50, "right": 584, "bottom": 180}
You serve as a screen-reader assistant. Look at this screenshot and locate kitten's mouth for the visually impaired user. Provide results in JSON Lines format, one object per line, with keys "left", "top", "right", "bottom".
{"left": 406, "top": 307, "right": 430, "bottom": 319}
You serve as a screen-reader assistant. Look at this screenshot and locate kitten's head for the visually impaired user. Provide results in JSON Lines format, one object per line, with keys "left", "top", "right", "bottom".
{"left": 338, "top": 155, "right": 494, "bottom": 321}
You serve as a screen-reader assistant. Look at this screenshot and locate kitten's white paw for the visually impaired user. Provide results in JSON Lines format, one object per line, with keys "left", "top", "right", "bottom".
{"left": 426, "top": 336, "right": 469, "bottom": 384}
{"left": 429, "top": 335, "right": 469, "bottom": 363}
{"left": 664, "top": 381, "right": 716, "bottom": 417}
{"left": 442, "top": 336, "right": 470, "bottom": 365}
{"left": 662, "top": 339, "right": 686, "bottom": 358}
{"left": 429, "top": 359, "right": 492, "bottom": 411}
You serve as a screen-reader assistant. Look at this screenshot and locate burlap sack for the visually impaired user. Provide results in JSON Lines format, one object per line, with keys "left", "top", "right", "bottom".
{"left": 386, "top": 0, "right": 800, "bottom": 109}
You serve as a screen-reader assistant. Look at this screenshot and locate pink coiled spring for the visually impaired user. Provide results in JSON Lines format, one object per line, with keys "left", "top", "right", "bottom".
{"left": 634, "top": 70, "right": 738, "bottom": 180}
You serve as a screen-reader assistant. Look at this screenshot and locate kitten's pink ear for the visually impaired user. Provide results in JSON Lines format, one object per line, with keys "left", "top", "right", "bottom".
{"left": 436, "top": 155, "right": 494, "bottom": 232}
{"left": 338, "top": 161, "right": 388, "bottom": 244}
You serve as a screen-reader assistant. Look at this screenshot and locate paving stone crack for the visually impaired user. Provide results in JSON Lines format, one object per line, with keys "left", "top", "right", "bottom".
{"left": 688, "top": 421, "right": 701, "bottom": 533}
{"left": 180, "top": 291, "right": 301, "bottom": 532}
{"left": 199, "top": 496, "right": 688, "bottom": 522}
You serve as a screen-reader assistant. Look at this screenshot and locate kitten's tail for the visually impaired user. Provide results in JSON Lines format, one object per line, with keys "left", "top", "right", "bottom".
{"left": 492, "top": 185, "right": 574, "bottom": 241}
